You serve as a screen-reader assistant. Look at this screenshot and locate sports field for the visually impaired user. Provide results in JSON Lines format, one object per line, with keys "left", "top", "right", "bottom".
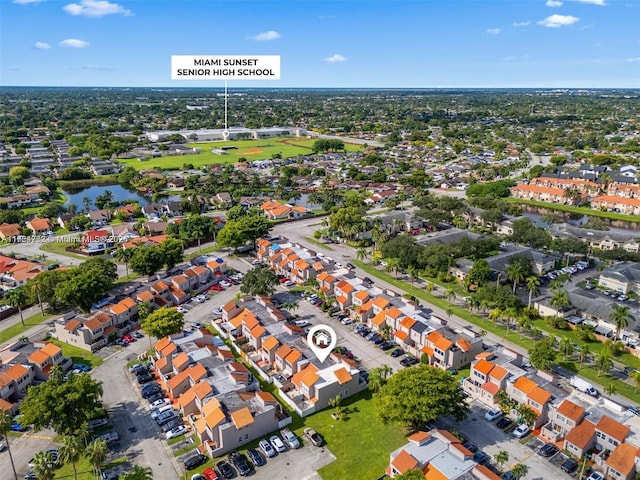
{"left": 118, "top": 137, "right": 362, "bottom": 171}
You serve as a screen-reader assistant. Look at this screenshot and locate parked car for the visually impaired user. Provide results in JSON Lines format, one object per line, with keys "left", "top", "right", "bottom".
{"left": 247, "top": 448, "right": 265, "bottom": 467}
{"left": 0, "top": 442, "right": 6, "bottom": 452}
{"left": 512, "top": 424, "right": 530, "bottom": 438}
{"left": 229, "top": 451, "right": 251, "bottom": 476}
{"left": 484, "top": 408, "right": 502, "bottom": 421}
{"left": 400, "top": 355, "right": 418, "bottom": 367}
{"left": 137, "top": 373, "right": 155, "bottom": 384}
{"left": 462, "top": 440, "right": 478, "bottom": 452}
{"left": 160, "top": 418, "right": 183, "bottom": 433}
{"left": 561, "top": 457, "right": 579, "bottom": 473}
{"left": 280, "top": 428, "right": 300, "bottom": 449}
{"left": 586, "top": 473, "right": 605, "bottom": 480}
{"left": 184, "top": 454, "right": 207, "bottom": 470}
{"left": 391, "top": 348, "right": 404, "bottom": 358}
{"left": 132, "top": 331, "right": 144, "bottom": 339}
{"left": 150, "top": 398, "right": 170, "bottom": 409}
{"left": 259, "top": 439, "right": 276, "bottom": 457}
{"left": 379, "top": 341, "right": 394, "bottom": 351}
{"left": 129, "top": 363, "right": 149, "bottom": 373}
{"left": 89, "top": 418, "right": 110, "bottom": 430}
{"left": 73, "top": 363, "right": 91, "bottom": 372}
{"left": 304, "top": 427, "right": 323, "bottom": 447}
{"left": 496, "top": 417, "right": 513, "bottom": 430}
{"left": 270, "top": 435, "right": 286, "bottom": 452}
{"left": 165, "top": 425, "right": 188, "bottom": 439}
{"left": 202, "top": 468, "right": 219, "bottom": 480}
{"left": 539, "top": 443, "right": 559, "bottom": 457}
{"left": 10, "top": 422, "right": 26, "bottom": 432}
{"left": 208, "top": 285, "right": 224, "bottom": 292}
{"left": 216, "top": 460, "right": 235, "bottom": 479}
{"left": 146, "top": 391, "right": 165, "bottom": 402}
{"left": 473, "top": 451, "right": 489, "bottom": 465}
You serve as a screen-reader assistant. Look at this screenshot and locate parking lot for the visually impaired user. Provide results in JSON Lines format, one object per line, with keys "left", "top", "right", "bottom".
{"left": 435, "top": 400, "right": 575, "bottom": 480}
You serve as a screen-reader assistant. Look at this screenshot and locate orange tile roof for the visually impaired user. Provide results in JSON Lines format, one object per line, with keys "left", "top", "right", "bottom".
{"left": 482, "top": 383, "right": 500, "bottom": 396}
{"left": 27, "top": 217, "right": 51, "bottom": 231}
{"left": 178, "top": 381, "right": 213, "bottom": 408}
{"left": 565, "top": 420, "right": 596, "bottom": 449}
{"left": 354, "top": 290, "right": 370, "bottom": 301}
{"left": 513, "top": 376, "right": 537, "bottom": 394}
{"left": 0, "top": 373, "right": 12, "bottom": 390}
{"left": 359, "top": 300, "right": 374, "bottom": 312}
{"left": 230, "top": 407, "right": 254, "bottom": 429}
{"left": 5, "top": 364, "right": 28, "bottom": 381}
{"left": 399, "top": 316, "right": 416, "bottom": 329}
{"left": 473, "top": 359, "right": 495, "bottom": 375}
{"left": 423, "top": 464, "right": 448, "bottom": 480}
{"left": 395, "top": 330, "right": 409, "bottom": 341}
{"left": 155, "top": 357, "right": 168, "bottom": 370}
{"left": 316, "top": 271, "right": 330, "bottom": 282}
{"left": 387, "top": 306, "right": 403, "bottom": 319}
{"left": 391, "top": 449, "right": 419, "bottom": 475}
{"left": 155, "top": 337, "right": 172, "bottom": 352}
{"left": 301, "top": 369, "right": 320, "bottom": 388}
{"left": 0, "top": 223, "right": 20, "bottom": 237}
{"left": 137, "top": 290, "right": 154, "bottom": 302}
{"left": 408, "top": 431, "right": 430, "bottom": 444}
{"left": 456, "top": 338, "right": 472, "bottom": 352}
{"left": 556, "top": 399, "right": 585, "bottom": 423}
{"left": 249, "top": 325, "right": 266, "bottom": 339}
{"left": 83, "top": 316, "right": 104, "bottom": 331}
{"left": 292, "top": 364, "right": 318, "bottom": 388}
{"left": 256, "top": 391, "right": 278, "bottom": 404}
{"left": 204, "top": 406, "right": 226, "bottom": 429}
{"left": 606, "top": 442, "right": 639, "bottom": 477}
{"left": 593, "top": 195, "right": 640, "bottom": 208}
{"left": 420, "top": 345, "right": 434, "bottom": 357}
{"left": 173, "top": 352, "right": 190, "bottom": 370}
{"left": 528, "top": 386, "right": 551, "bottom": 406}
{"left": 284, "top": 349, "right": 303, "bottom": 364}
{"left": 41, "top": 342, "right": 61, "bottom": 357}
{"left": 336, "top": 295, "right": 348, "bottom": 305}
{"left": 596, "top": 415, "right": 630, "bottom": 442}
{"left": 336, "top": 280, "right": 355, "bottom": 294}
{"left": 434, "top": 335, "right": 453, "bottom": 351}
{"left": 373, "top": 297, "right": 390, "bottom": 309}
{"left": 202, "top": 396, "right": 222, "bottom": 417}
{"left": 334, "top": 367, "right": 352, "bottom": 385}
{"left": 512, "top": 183, "right": 564, "bottom": 196}
{"left": 222, "top": 301, "right": 237, "bottom": 312}
{"left": 262, "top": 336, "right": 279, "bottom": 351}
{"left": 488, "top": 364, "right": 508, "bottom": 381}
{"left": 275, "top": 344, "right": 292, "bottom": 360}
{"left": 0, "top": 398, "right": 13, "bottom": 412}
{"left": 28, "top": 350, "right": 49, "bottom": 365}
{"left": 371, "top": 310, "right": 387, "bottom": 326}
{"left": 473, "top": 465, "right": 501, "bottom": 480}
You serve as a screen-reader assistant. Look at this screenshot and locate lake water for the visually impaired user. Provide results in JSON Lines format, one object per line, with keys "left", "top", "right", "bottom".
{"left": 63, "top": 184, "right": 152, "bottom": 208}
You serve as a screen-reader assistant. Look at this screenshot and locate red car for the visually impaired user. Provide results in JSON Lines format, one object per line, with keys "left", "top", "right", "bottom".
{"left": 279, "top": 277, "right": 289, "bottom": 284}
{"left": 122, "top": 334, "right": 134, "bottom": 343}
{"left": 202, "top": 467, "right": 219, "bottom": 480}
{"left": 208, "top": 285, "right": 224, "bottom": 291}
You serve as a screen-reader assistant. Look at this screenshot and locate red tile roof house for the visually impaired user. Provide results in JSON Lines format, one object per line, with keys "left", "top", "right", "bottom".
{"left": 506, "top": 376, "right": 552, "bottom": 428}
{"left": 26, "top": 217, "right": 51, "bottom": 234}
{"left": 541, "top": 399, "right": 586, "bottom": 443}
{"left": 0, "top": 223, "right": 21, "bottom": 240}
{"left": 27, "top": 342, "right": 65, "bottom": 380}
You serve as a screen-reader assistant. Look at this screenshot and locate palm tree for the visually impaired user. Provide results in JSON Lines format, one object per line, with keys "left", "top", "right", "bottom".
{"left": 356, "top": 247, "right": 368, "bottom": 262}
{"left": 425, "top": 282, "right": 435, "bottom": 295}
{"left": 559, "top": 336, "right": 575, "bottom": 360}
{"left": 503, "top": 307, "right": 518, "bottom": 332}
{"left": 82, "top": 196, "right": 92, "bottom": 213}
{"left": 386, "top": 257, "right": 401, "bottom": 279}
{"left": 5, "top": 286, "right": 29, "bottom": 327}
{"left": 378, "top": 364, "right": 393, "bottom": 380}
{"left": 526, "top": 276, "right": 540, "bottom": 308}
{"left": 494, "top": 450, "right": 509, "bottom": 470}
{"left": 488, "top": 308, "right": 503, "bottom": 324}
{"left": 595, "top": 352, "right": 613, "bottom": 377}
{"left": 85, "top": 439, "right": 108, "bottom": 479}
{"left": 120, "top": 466, "right": 153, "bottom": 480}
{"left": 114, "top": 247, "right": 134, "bottom": 278}
{"left": 446, "top": 286, "right": 456, "bottom": 303}
{"left": 445, "top": 308, "right": 453, "bottom": 321}
{"left": 578, "top": 344, "right": 592, "bottom": 367}
{"left": 0, "top": 408, "right": 18, "bottom": 480}
{"left": 505, "top": 262, "right": 526, "bottom": 293}
{"left": 605, "top": 383, "right": 617, "bottom": 396}
{"left": 610, "top": 304, "right": 633, "bottom": 340}
{"left": 510, "top": 463, "right": 528, "bottom": 480}
{"left": 550, "top": 289, "right": 570, "bottom": 312}
{"left": 367, "top": 369, "right": 385, "bottom": 393}
{"left": 58, "top": 435, "right": 83, "bottom": 480}
{"left": 31, "top": 451, "right": 55, "bottom": 480}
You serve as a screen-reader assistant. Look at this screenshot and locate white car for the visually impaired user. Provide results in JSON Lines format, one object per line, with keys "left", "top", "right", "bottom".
{"left": 212, "top": 308, "right": 223, "bottom": 316}
{"left": 512, "top": 424, "right": 530, "bottom": 438}
{"left": 176, "top": 307, "right": 188, "bottom": 314}
{"left": 283, "top": 280, "right": 296, "bottom": 287}
{"left": 150, "top": 398, "right": 170, "bottom": 409}
{"left": 165, "top": 425, "right": 188, "bottom": 439}
{"left": 220, "top": 281, "right": 231, "bottom": 288}
{"left": 270, "top": 435, "right": 286, "bottom": 452}
{"left": 586, "top": 473, "right": 605, "bottom": 480}
{"left": 484, "top": 408, "right": 502, "bottom": 421}
{"left": 259, "top": 439, "right": 276, "bottom": 457}
{"left": 341, "top": 317, "right": 353, "bottom": 325}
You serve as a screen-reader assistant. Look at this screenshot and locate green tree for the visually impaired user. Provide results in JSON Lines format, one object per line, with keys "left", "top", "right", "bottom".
{"left": 610, "top": 304, "right": 634, "bottom": 340}
{"left": 631, "top": 370, "right": 640, "bottom": 393}
{"left": 595, "top": 352, "right": 613, "bottom": 377}
{"left": 58, "top": 435, "right": 83, "bottom": 480}
{"left": 120, "top": 466, "right": 153, "bottom": 480}
{"left": 85, "top": 439, "right": 108, "bottom": 479}
{"left": 240, "top": 266, "right": 279, "bottom": 297}
{"left": 526, "top": 275, "right": 540, "bottom": 308}
{"left": 54, "top": 257, "right": 118, "bottom": 312}
{"left": 0, "top": 408, "right": 18, "bottom": 480}
{"left": 394, "top": 470, "right": 426, "bottom": 480}
{"left": 5, "top": 286, "right": 29, "bottom": 326}
{"left": 505, "top": 261, "right": 526, "bottom": 293}
{"left": 114, "top": 247, "right": 135, "bottom": 278}
{"left": 31, "top": 451, "right": 55, "bottom": 480}
{"left": 494, "top": 450, "right": 509, "bottom": 470}
{"left": 129, "top": 245, "right": 165, "bottom": 277}
{"left": 19, "top": 368, "right": 103, "bottom": 436}
{"left": 559, "top": 336, "right": 575, "bottom": 360}
{"left": 550, "top": 289, "right": 570, "bottom": 312}
{"left": 516, "top": 403, "right": 537, "bottom": 428}
{"left": 578, "top": 344, "right": 592, "bottom": 367}
{"left": 159, "top": 237, "right": 184, "bottom": 271}
{"left": 226, "top": 205, "right": 248, "bottom": 222}
{"left": 467, "top": 259, "right": 491, "bottom": 287}
{"left": 528, "top": 336, "right": 556, "bottom": 371}
{"left": 510, "top": 463, "right": 528, "bottom": 479}
{"left": 376, "top": 364, "right": 469, "bottom": 432}
{"left": 356, "top": 247, "right": 368, "bottom": 262}
{"left": 141, "top": 307, "right": 184, "bottom": 340}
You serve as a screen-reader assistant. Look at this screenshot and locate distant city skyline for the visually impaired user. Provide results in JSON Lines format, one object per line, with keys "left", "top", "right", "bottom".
{"left": 1, "top": 0, "right": 639, "bottom": 88}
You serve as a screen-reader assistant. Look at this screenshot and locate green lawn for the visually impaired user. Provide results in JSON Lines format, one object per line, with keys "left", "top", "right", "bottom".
{"left": 0, "top": 311, "right": 52, "bottom": 344}
{"left": 55, "top": 455, "right": 126, "bottom": 480}
{"left": 305, "top": 236, "right": 334, "bottom": 251}
{"left": 40, "top": 241, "right": 87, "bottom": 260}
{"left": 353, "top": 260, "right": 640, "bottom": 403}
{"left": 118, "top": 138, "right": 362, "bottom": 171}
{"left": 50, "top": 339, "right": 103, "bottom": 367}
{"left": 507, "top": 197, "right": 640, "bottom": 223}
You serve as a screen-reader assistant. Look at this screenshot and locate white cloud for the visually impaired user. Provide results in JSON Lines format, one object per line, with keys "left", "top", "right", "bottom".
{"left": 34, "top": 41, "right": 51, "bottom": 49}
{"left": 627, "top": 57, "right": 640, "bottom": 62}
{"left": 63, "top": 0, "right": 131, "bottom": 17}
{"left": 538, "top": 14, "right": 580, "bottom": 27}
{"left": 570, "top": 0, "right": 606, "bottom": 5}
{"left": 323, "top": 54, "right": 347, "bottom": 63}
{"left": 13, "top": 0, "right": 44, "bottom": 3}
{"left": 512, "top": 21, "right": 531, "bottom": 26}
{"left": 249, "top": 30, "right": 281, "bottom": 41}
{"left": 82, "top": 64, "right": 113, "bottom": 70}
{"left": 59, "top": 38, "right": 90, "bottom": 48}
{"left": 486, "top": 28, "right": 501, "bottom": 35}
{"left": 546, "top": 0, "right": 563, "bottom": 6}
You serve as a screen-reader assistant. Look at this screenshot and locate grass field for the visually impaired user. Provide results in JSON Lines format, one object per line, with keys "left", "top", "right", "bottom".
{"left": 50, "top": 339, "right": 103, "bottom": 367}
{"left": 118, "top": 138, "right": 362, "bottom": 171}
{"left": 0, "top": 311, "right": 51, "bottom": 345}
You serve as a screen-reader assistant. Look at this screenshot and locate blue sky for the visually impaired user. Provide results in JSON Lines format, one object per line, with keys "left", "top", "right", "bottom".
{"left": 1, "top": 0, "right": 639, "bottom": 88}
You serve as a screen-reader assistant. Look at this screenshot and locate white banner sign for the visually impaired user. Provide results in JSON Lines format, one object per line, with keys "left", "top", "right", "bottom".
{"left": 171, "top": 55, "right": 280, "bottom": 80}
